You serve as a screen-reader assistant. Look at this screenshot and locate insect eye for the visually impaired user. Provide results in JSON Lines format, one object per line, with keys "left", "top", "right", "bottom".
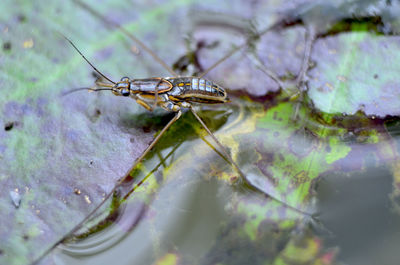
{"left": 121, "top": 77, "right": 130, "bottom": 82}
{"left": 121, "top": 88, "right": 130, "bottom": 96}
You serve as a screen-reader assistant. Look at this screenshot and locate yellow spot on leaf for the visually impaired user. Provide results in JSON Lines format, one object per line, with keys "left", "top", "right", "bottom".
{"left": 276, "top": 236, "right": 320, "bottom": 264}
{"left": 154, "top": 253, "right": 178, "bottom": 265}
{"left": 23, "top": 38, "right": 34, "bottom": 48}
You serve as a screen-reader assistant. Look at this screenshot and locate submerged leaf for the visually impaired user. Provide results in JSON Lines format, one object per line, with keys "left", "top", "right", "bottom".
{"left": 0, "top": 1, "right": 184, "bottom": 264}
{"left": 3, "top": 0, "right": 400, "bottom": 264}
{"left": 309, "top": 31, "right": 400, "bottom": 116}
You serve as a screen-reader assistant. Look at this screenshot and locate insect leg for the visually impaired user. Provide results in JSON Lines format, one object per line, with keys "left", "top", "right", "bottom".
{"left": 295, "top": 25, "right": 316, "bottom": 89}
{"left": 135, "top": 98, "right": 154, "bottom": 111}
{"left": 62, "top": 111, "right": 183, "bottom": 240}
{"left": 292, "top": 25, "right": 316, "bottom": 121}
{"left": 72, "top": 0, "right": 178, "bottom": 77}
{"left": 190, "top": 106, "right": 313, "bottom": 218}
{"left": 198, "top": 45, "right": 243, "bottom": 79}
{"left": 134, "top": 93, "right": 164, "bottom": 112}
{"left": 197, "top": 22, "right": 279, "bottom": 79}
{"left": 189, "top": 106, "right": 245, "bottom": 178}
{"left": 245, "top": 52, "right": 285, "bottom": 89}
{"left": 122, "top": 141, "right": 182, "bottom": 200}
{"left": 197, "top": 19, "right": 303, "bottom": 80}
{"left": 130, "top": 110, "right": 182, "bottom": 168}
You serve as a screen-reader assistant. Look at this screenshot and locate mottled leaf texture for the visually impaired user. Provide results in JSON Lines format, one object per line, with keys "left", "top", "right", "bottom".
{"left": 2, "top": 0, "right": 400, "bottom": 265}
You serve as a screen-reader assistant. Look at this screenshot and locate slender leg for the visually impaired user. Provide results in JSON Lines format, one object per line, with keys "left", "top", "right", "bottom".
{"left": 189, "top": 106, "right": 246, "bottom": 178}
{"left": 72, "top": 1, "right": 314, "bottom": 218}
{"left": 62, "top": 110, "right": 182, "bottom": 240}
{"left": 295, "top": 25, "right": 315, "bottom": 89}
{"left": 131, "top": 79, "right": 168, "bottom": 112}
{"left": 75, "top": 0, "right": 283, "bottom": 82}
{"left": 156, "top": 152, "right": 167, "bottom": 169}
{"left": 128, "top": 110, "right": 182, "bottom": 170}
{"left": 134, "top": 92, "right": 169, "bottom": 112}
{"left": 292, "top": 25, "right": 316, "bottom": 121}
{"left": 198, "top": 45, "right": 243, "bottom": 78}
{"left": 190, "top": 106, "right": 313, "bottom": 217}
{"left": 135, "top": 98, "right": 153, "bottom": 111}
{"left": 73, "top": 0, "right": 178, "bottom": 77}
{"left": 245, "top": 52, "right": 285, "bottom": 89}
{"left": 197, "top": 21, "right": 283, "bottom": 79}
{"left": 123, "top": 142, "right": 182, "bottom": 200}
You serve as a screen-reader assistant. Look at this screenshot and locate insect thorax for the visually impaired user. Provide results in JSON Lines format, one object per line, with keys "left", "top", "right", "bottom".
{"left": 129, "top": 78, "right": 172, "bottom": 93}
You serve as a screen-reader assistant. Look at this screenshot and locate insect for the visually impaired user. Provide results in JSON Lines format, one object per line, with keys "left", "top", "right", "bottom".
{"left": 63, "top": 1, "right": 315, "bottom": 219}
{"left": 64, "top": 36, "right": 245, "bottom": 179}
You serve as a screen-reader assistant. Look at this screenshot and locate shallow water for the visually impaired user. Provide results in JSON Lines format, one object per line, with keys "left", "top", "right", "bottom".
{"left": 38, "top": 95, "right": 400, "bottom": 265}
{"left": 317, "top": 166, "right": 400, "bottom": 265}
{"left": 30, "top": 1, "right": 400, "bottom": 264}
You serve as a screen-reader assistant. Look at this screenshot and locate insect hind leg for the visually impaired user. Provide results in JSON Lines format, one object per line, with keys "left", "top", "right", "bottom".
{"left": 189, "top": 106, "right": 246, "bottom": 178}
{"left": 189, "top": 106, "right": 314, "bottom": 219}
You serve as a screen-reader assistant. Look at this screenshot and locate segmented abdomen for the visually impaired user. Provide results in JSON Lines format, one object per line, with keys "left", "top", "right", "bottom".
{"left": 168, "top": 77, "right": 226, "bottom": 103}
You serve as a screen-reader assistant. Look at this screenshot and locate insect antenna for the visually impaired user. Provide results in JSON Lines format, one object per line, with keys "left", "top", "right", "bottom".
{"left": 61, "top": 87, "right": 114, "bottom": 97}
{"left": 62, "top": 35, "right": 116, "bottom": 84}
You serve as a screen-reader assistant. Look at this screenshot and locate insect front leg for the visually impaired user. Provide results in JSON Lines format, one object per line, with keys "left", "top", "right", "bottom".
{"left": 136, "top": 99, "right": 154, "bottom": 111}
{"left": 131, "top": 94, "right": 155, "bottom": 111}
{"left": 134, "top": 93, "right": 180, "bottom": 113}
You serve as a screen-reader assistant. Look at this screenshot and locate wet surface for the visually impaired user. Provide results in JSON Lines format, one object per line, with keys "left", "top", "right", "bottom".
{"left": 317, "top": 167, "right": 400, "bottom": 265}
{"left": 3, "top": 1, "right": 400, "bottom": 265}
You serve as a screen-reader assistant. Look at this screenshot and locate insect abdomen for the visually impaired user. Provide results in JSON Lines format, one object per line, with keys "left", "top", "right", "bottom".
{"left": 169, "top": 77, "right": 227, "bottom": 103}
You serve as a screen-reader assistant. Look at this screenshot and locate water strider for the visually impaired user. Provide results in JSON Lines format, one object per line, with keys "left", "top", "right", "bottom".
{"left": 63, "top": 3, "right": 316, "bottom": 220}
{"left": 63, "top": 36, "right": 246, "bottom": 182}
